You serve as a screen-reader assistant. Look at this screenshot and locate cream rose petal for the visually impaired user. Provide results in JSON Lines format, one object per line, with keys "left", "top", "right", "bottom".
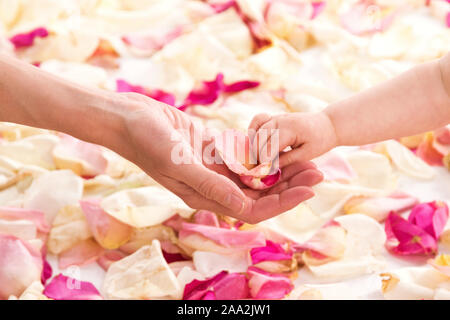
{"left": 102, "top": 239, "right": 180, "bottom": 299}
{"left": 23, "top": 170, "right": 84, "bottom": 224}
{"left": 305, "top": 214, "right": 386, "bottom": 281}
{"left": 100, "top": 186, "right": 195, "bottom": 228}
{"left": 381, "top": 267, "right": 450, "bottom": 300}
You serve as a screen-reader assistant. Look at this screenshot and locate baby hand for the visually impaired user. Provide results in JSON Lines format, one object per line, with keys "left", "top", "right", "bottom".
{"left": 249, "top": 111, "right": 338, "bottom": 167}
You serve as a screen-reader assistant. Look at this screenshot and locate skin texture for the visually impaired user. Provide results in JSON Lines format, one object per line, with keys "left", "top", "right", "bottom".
{"left": 251, "top": 53, "right": 450, "bottom": 167}
{"left": 0, "top": 53, "right": 323, "bottom": 224}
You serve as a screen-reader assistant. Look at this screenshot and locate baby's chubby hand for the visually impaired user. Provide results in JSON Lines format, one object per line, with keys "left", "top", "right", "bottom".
{"left": 249, "top": 111, "right": 339, "bottom": 167}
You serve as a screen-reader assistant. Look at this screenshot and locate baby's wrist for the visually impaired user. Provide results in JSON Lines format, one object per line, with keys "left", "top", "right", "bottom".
{"left": 320, "top": 110, "right": 339, "bottom": 150}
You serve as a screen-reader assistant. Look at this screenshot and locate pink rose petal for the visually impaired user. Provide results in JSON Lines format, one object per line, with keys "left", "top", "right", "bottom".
{"left": 311, "top": 2, "right": 326, "bottom": 19}
{"left": 0, "top": 234, "right": 43, "bottom": 299}
{"left": 163, "top": 214, "right": 186, "bottom": 233}
{"left": 416, "top": 133, "right": 447, "bottom": 166}
{"left": 44, "top": 274, "right": 103, "bottom": 300}
{"left": 314, "top": 152, "right": 357, "bottom": 182}
{"left": 247, "top": 267, "right": 293, "bottom": 299}
{"left": 9, "top": 27, "right": 49, "bottom": 49}
{"left": 250, "top": 241, "right": 292, "bottom": 264}
{"left": 80, "top": 199, "right": 133, "bottom": 249}
{"left": 340, "top": 1, "right": 395, "bottom": 35}
{"left": 54, "top": 134, "right": 108, "bottom": 176}
{"left": 0, "top": 207, "right": 50, "bottom": 233}
{"left": 96, "top": 250, "right": 127, "bottom": 271}
{"left": 58, "top": 239, "right": 104, "bottom": 269}
{"left": 116, "top": 79, "right": 177, "bottom": 107}
{"left": 162, "top": 250, "right": 189, "bottom": 264}
{"left": 183, "top": 73, "right": 259, "bottom": 108}
{"left": 385, "top": 212, "right": 437, "bottom": 255}
{"left": 209, "top": 1, "right": 271, "bottom": 50}
{"left": 122, "top": 26, "right": 182, "bottom": 53}
{"left": 41, "top": 258, "right": 53, "bottom": 285}
{"left": 184, "top": 74, "right": 225, "bottom": 106}
{"left": 210, "top": 0, "right": 236, "bottom": 14}
{"left": 408, "top": 201, "right": 449, "bottom": 240}
{"left": 435, "top": 126, "right": 450, "bottom": 145}
{"left": 447, "top": 11, "right": 450, "bottom": 28}
{"left": 223, "top": 80, "right": 260, "bottom": 93}
{"left": 183, "top": 271, "right": 249, "bottom": 300}
{"left": 179, "top": 222, "right": 265, "bottom": 250}
{"left": 193, "top": 210, "right": 220, "bottom": 227}
{"left": 344, "top": 192, "right": 419, "bottom": 222}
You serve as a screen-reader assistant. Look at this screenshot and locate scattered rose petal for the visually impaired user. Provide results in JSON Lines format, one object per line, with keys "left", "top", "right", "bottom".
{"left": 340, "top": 2, "right": 395, "bottom": 35}
{"left": 344, "top": 192, "right": 419, "bottom": 222}
{"left": 183, "top": 271, "right": 249, "bottom": 300}
{"left": 0, "top": 207, "right": 50, "bottom": 233}
{"left": 0, "top": 234, "right": 43, "bottom": 299}
{"left": 295, "top": 221, "right": 347, "bottom": 260}
{"left": 116, "top": 79, "right": 177, "bottom": 106}
{"left": 122, "top": 27, "right": 182, "bottom": 55}
{"left": 247, "top": 267, "right": 293, "bottom": 299}
{"left": 53, "top": 134, "right": 108, "bottom": 177}
{"left": 80, "top": 199, "right": 133, "bottom": 249}
{"left": 102, "top": 240, "right": 180, "bottom": 299}
{"left": 385, "top": 212, "right": 437, "bottom": 255}
{"left": 41, "top": 258, "right": 52, "bottom": 285}
{"left": 10, "top": 27, "right": 49, "bottom": 49}
{"left": 192, "top": 210, "right": 220, "bottom": 227}
{"left": 97, "top": 250, "right": 127, "bottom": 271}
{"left": 311, "top": 2, "right": 326, "bottom": 19}
{"left": 428, "top": 254, "right": 450, "bottom": 277}
{"left": 416, "top": 133, "right": 447, "bottom": 166}
{"left": 179, "top": 222, "right": 266, "bottom": 251}
{"left": 250, "top": 241, "right": 295, "bottom": 273}
{"left": 250, "top": 241, "right": 292, "bottom": 264}
{"left": 58, "top": 239, "right": 104, "bottom": 269}
{"left": 435, "top": 126, "right": 450, "bottom": 145}
{"left": 43, "top": 274, "right": 102, "bottom": 300}
{"left": 408, "top": 201, "right": 449, "bottom": 240}
{"left": 314, "top": 151, "right": 357, "bottom": 182}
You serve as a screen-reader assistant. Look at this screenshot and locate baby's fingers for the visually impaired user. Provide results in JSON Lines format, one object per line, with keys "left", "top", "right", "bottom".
{"left": 253, "top": 118, "right": 299, "bottom": 166}
{"left": 279, "top": 143, "right": 315, "bottom": 167}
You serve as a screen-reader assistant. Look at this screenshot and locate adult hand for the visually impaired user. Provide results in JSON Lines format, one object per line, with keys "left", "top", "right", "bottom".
{"left": 117, "top": 93, "right": 323, "bottom": 224}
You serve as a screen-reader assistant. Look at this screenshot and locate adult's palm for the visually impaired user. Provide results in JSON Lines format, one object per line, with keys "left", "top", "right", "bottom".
{"left": 121, "top": 93, "right": 323, "bottom": 224}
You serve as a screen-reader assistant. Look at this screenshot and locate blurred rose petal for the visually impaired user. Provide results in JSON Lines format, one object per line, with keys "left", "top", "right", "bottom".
{"left": 10, "top": 27, "right": 49, "bottom": 49}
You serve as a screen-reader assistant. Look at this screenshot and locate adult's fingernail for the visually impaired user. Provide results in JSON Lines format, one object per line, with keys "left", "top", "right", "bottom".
{"left": 226, "top": 193, "right": 245, "bottom": 214}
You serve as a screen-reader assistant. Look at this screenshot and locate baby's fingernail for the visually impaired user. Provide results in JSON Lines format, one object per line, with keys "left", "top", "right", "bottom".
{"left": 226, "top": 193, "right": 245, "bottom": 214}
